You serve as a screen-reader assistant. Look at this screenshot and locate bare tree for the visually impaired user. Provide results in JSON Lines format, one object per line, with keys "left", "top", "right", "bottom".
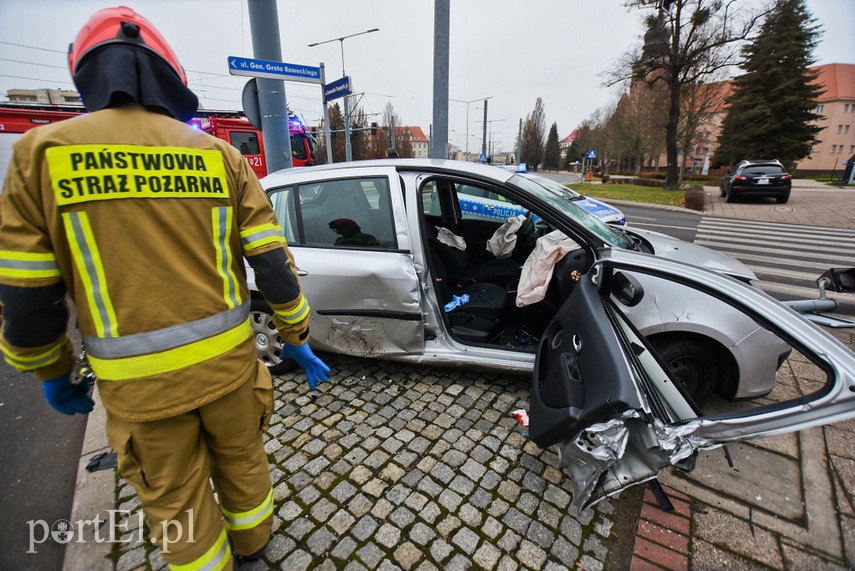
{"left": 613, "top": 0, "right": 767, "bottom": 188}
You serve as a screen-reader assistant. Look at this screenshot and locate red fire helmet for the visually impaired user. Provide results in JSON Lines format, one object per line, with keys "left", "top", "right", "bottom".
{"left": 68, "top": 5, "right": 188, "bottom": 85}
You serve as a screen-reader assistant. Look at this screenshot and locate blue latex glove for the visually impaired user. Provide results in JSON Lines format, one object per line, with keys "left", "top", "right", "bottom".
{"left": 42, "top": 372, "right": 94, "bottom": 415}
{"left": 280, "top": 342, "right": 331, "bottom": 390}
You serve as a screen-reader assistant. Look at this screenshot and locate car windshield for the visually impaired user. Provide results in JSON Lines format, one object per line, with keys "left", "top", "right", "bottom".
{"left": 509, "top": 174, "right": 632, "bottom": 248}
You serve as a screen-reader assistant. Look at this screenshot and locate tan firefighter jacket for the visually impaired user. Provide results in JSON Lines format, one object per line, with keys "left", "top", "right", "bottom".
{"left": 0, "top": 105, "right": 309, "bottom": 421}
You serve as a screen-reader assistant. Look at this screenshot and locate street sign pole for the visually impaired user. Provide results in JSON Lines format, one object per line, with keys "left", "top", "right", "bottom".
{"left": 246, "top": 0, "right": 292, "bottom": 171}
{"left": 319, "top": 63, "right": 333, "bottom": 164}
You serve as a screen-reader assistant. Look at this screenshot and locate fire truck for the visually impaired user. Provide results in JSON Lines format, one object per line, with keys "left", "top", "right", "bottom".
{"left": 0, "top": 103, "right": 315, "bottom": 183}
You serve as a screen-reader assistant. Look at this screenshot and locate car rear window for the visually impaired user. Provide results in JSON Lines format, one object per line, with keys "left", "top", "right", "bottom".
{"left": 742, "top": 165, "right": 785, "bottom": 175}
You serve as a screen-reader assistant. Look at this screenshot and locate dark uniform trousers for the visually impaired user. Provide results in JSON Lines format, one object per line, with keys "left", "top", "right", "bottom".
{"left": 106, "top": 361, "right": 275, "bottom": 570}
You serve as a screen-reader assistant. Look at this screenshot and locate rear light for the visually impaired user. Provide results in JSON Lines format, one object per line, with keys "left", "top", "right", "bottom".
{"left": 734, "top": 175, "right": 748, "bottom": 181}
{"left": 781, "top": 174, "right": 791, "bottom": 180}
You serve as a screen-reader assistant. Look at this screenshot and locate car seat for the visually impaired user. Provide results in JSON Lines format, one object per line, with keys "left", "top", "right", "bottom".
{"left": 429, "top": 243, "right": 505, "bottom": 343}
{"left": 426, "top": 225, "right": 521, "bottom": 289}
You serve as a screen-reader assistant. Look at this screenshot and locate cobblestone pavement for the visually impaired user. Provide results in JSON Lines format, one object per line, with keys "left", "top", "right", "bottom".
{"left": 110, "top": 355, "right": 627, "bottom": 570}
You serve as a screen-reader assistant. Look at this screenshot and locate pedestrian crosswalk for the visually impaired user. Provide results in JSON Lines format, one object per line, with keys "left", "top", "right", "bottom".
{"left": 693, "top": 217, "right": 855, "bottom": 310}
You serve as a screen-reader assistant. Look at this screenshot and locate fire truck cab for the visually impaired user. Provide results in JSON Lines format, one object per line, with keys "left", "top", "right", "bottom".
{"left": 191, "top": 114, "right": 315, "bottom": 179}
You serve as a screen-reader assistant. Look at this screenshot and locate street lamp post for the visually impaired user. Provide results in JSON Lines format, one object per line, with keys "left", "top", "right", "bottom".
{"left": 451, "top": 96, "right": 492, "bottom": 162}
{"left": 476, "top": 118, "right": 506, "bottom": 163}
{"left": 309, "top": 28, "right": 379, "bottom": 162}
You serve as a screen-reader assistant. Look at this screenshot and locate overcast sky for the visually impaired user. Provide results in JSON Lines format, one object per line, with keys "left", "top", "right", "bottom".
{"left": 1, "top": 0, "right": 852, "bottom": 153}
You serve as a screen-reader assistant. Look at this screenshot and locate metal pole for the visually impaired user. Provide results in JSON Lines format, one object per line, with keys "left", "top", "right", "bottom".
{"left": 431, "top": 0, "right": 449, "bottom": 159}
{"left": 343, "top": 94, "right": 352, "bottom": 162}
{"left": 319, "top": 63, "right": 333, "bottom": 164}
{"left": 516, "top": 118, "right": 522, "bottom": 166}
{"left": 465, "top": 103, "right": 470, "bottom": 161}
{"left": 481, "top": 99, "right": 488, "bottom": 161}
{"left": 247, "top": 0, "right": 292, "bottom": 171}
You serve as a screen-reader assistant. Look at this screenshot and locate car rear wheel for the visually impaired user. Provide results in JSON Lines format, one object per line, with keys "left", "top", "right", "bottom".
{"left": 725, "top": 189, "right": 737, "bottom": 203}
{"left": 776, "top": 192, "right": 790, "bottom": 204}
{"left": 649, "top": 336, "right": 717, "bottom": 404}
{"left": 250, "top": 297, "right": 295, "bottom": 375}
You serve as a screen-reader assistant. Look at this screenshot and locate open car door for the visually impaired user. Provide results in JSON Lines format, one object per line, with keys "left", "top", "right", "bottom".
{"left": 530, "top": 248, "right": 855, "bottom": 512}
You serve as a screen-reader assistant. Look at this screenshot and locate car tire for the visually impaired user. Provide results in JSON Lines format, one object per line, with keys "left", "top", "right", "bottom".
{"left": 725, "top": 188, "right": 738, "bottom": 203}
{"left": 776, "top": 193, "right": 790, "bottom": 204}
{"left": 719, "top": 185, "right": 726, "bottom": 197}
{"left": 649, "top": 336, "right": 717, "bottom": 404}
{"left": 250, "top": 297, "right": 296, "bottom": 376}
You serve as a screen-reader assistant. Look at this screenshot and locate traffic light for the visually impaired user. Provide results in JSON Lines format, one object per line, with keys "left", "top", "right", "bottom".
{"left": 370, "top": 122, "right": 378, "bottom": 136}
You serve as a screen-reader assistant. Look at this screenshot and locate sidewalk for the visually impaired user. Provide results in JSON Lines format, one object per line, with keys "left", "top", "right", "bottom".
{"left": 62, "top": 186, "right": 855, "bottom": 570}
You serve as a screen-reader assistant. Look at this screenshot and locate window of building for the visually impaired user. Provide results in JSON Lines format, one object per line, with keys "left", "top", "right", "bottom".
{"left": 845, "top": 125, "right": 850, "bottom": 134}
{"left": 846, "top": 104, "right": 851, "bottom": 113}
{"left": 837, "top": 125, "right": 843, "bottom": 134}
{"left": 831, "top": 145, "right": 837, "bottom": 153}
{"left": 850, "top": 145, "right": 855, "bottom": 154}
{"left": 267, "top": 177, "right": 396, "bottom": 250}
{"left": 816, "top": 104, "right": 825, "bottom": 113}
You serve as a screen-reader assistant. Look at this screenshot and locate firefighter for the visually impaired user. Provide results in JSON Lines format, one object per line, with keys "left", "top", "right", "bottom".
{"left": 0, "top": 6, "right": 330, "bottom": 569}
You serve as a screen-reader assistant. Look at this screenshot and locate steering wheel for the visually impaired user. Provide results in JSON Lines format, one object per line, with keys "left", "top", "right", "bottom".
{"left": 520, "top": 210, "right": 536, "bottom": 236}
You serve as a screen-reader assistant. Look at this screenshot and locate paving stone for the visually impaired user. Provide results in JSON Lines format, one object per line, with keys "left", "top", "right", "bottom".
{"left": 578, "top": 554, "right": 604, "bottom": 571}
{"left": 451, "top": 526, "right": 481, "bottom": 555}
{"left": 517, "top": 492, "right": 540, "bottom": 515}
{"left": 430, "top": 462, "right": 455, "bottom": 484}
{"left": 410, "top": 521, "right": 437, "bottom": 545}
{"left": 286, "top": 517, "right": 315, "bottom": 541}
{"left": 404, "top": 491, "right": 429, "bottom": 512}
{"left": 436, "top": 515, "right": 462, "bottom": 538}
{"left": 356, "top": 542, "right": 384, "bottom": 569}
{"left": 390, "top": 506, "right": 416, "bottom": 527}
{"left": 116, "top": 547, "right": 146, "bottom": 571}
{"left": 330, "top": 536, "right": 357, "bottom": 560}
{"left": 310, "top": 497, "right": 338, "bottom": 523}
{"left": 584, "top": 534, "right": 608, "bottom": 561}
{"left": 348, "top": 493, "right": 373, "bottom": 517}
{"left": 438, "top": 488, "right": 464, "bottom": 512}
{"left": 330, "top": 480, "right": 358, "bottom": 503}
{"left": 375, "top": 522, "right": 402, "bottom": 548}
{"left": 328, "top": 509, "right": 356, "bottom": 535}
{"left": 352, "top": 515, "right": 379, "bottom": 542}
{"left": 449, "top": 475, "right": 475, "bottom": 496}
{"left": 527, "top": 520, "right": 556, "bottom": 550}
{"left": 386, "top": 483, "right": 410, "bottom": 504}
{"left": 516, "top": 538, "right": 548, "bottom": 569}
{"left": 473, "top": 539, "right": 502, "bottom": 570}
{"left": 307, "top": 527, "right": 336, "bottom": 556}
{"left": 278, "top": 500, "right": 302, "bottom": 521}
{"left": 560, "top": 515, "right": 583, "bottom": 545}
{"left": 446, "top": 553, "right": 473, "bottom": 570}
{"left": 363, "top": 477, "right": 388, "bottom": 498}
{"left": 430, "top": 538, "right": 454, "bottom": 563}
{"left": 497, "top": 480, "right": 521, "bottom": 502}
{"left": 394, "top": 541, "right": 422, "bottom": 570}
{"left": 481, "top": 470, "right": 502, "bottom": 490}
{"left": 370, "top": 498, "right": 394, "bottom": 519}
{"left": 497, "top": 529, "right": 521, "bottom": 553}
{"left": 419, "top": 501, "right": 442, "bottom": 525}
{"left": 551, "top": 536, "right": 580, "bottom": 564}
{"left": 502, "top": 507, "right": 531, "bottom": 535}
{"left": 350, "top": 465, "right": 372, "bottom": 485}
{"left": 281, "top": 549, "right": 312, "bottom": 569}
{"left": 458, "top": 502, "right": 483, "bottom": 528}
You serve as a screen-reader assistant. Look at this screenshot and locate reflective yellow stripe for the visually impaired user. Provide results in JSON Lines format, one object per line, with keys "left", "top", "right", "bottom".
{"left": 168, "top": 528, "right": 230, "bottom": 571}
{"left": 88, "top": 318, "right": 251, "bottom": 380}
{"left": 240, "top": 223, "right": 286, "bottom": 251}
{"left": 0, "top": 250, "right": 61, "bottom": 280}
{"left": 221, "top": 487, "right": 274, "bottom": 531}
{"left": 2, "top": 336, "right": 67, "bottom": 371}
{"left": 62, "top": 212, "right": 118, "bottom": 338}
{"left": 212, "top": 208, "right": 241, "bottom": 309}
{"left": 274, "top": 294, "right": 309, "bottom": 324}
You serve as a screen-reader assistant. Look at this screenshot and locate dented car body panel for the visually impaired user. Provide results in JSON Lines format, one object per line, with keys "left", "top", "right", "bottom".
{"left": 531, "top": 248, "right": 855, "bottom": 509}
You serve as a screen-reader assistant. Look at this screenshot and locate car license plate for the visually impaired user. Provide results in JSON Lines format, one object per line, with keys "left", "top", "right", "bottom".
{"left": 757, "top": 178, "right": 769, "bottom": 185}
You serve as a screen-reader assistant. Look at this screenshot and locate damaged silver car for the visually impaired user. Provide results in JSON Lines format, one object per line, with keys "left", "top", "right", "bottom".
{"left": 249, "top": 159, "right": 855, "bottom": 509}
{"left": 250, "top": 160, "right": 788, "bottom": 402}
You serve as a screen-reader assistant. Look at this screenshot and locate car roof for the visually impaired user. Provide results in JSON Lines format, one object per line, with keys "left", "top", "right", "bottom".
{"left": 261, "top": 158, "right": 517, "bottom": 186}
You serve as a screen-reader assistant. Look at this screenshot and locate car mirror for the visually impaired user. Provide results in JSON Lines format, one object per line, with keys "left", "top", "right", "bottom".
{"left": 610, "top": 271, "right": 644, "bottom": 307}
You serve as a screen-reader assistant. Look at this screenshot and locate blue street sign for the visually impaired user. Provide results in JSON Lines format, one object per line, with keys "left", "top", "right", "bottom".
{"left": 479, "top": 154, "right": 487, "bottom": 163}
{"left": 586, "top": 149, "right": 597, "bottom": 159}
{"left": 324, "top": 76, "right": 352, "bottom": 102}
{"left": 228, "top": 56, "right": 321, "bottom": 84}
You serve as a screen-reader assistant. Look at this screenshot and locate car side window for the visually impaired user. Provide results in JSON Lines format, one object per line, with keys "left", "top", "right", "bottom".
{"left": 267, "top": 185, "right": 298, "bottom": 244}
{"left": 294, "top": 177, "right": 396, "bottom": 249}
{"left": 455, "top": 183, "right": 527, "bottom": 222}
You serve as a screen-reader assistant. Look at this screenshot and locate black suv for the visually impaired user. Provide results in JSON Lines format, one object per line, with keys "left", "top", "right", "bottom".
{"left": 720, "top": 160, "right": 792, "bottom": 204}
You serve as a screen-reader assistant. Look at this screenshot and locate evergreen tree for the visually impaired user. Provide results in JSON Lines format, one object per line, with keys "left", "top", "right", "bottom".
{"left": 714, "top": 0, "right": 823, "bottom": 170}
{"left": 520, "top": 97, "right": 546, "bottom": 170}
{"left": 543, "top": 122, "right": 561, "bottom": 171}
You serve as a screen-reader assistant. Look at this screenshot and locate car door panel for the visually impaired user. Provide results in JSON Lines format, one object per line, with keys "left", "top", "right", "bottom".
{"left": 532, "top": 248, "right": 855, "bottom": 511}
{"left": 263, "top": 167, "right": 424, "bottom": 358}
